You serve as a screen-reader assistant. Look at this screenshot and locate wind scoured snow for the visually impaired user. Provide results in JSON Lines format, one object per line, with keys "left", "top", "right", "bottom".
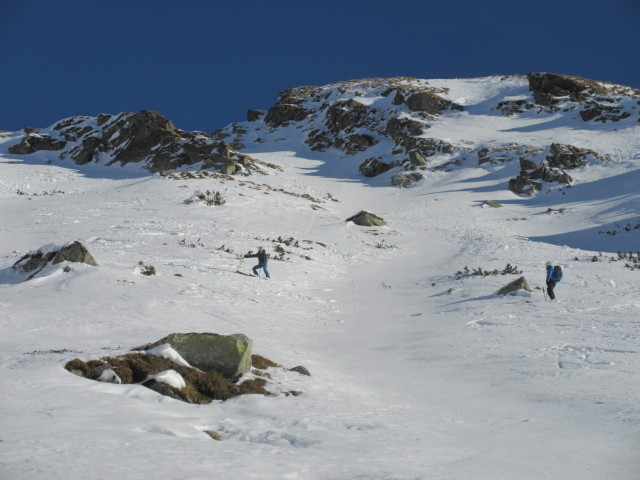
{"left": 0, "top": 76, "right": 639, "bottom": 480}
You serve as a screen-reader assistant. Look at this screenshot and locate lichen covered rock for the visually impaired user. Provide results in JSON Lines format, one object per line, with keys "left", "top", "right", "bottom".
{"left": 138, "top": 332, "right": 253, "bottom": 378}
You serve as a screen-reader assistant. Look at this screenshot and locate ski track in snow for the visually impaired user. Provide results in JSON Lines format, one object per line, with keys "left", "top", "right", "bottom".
{"left": 1, "top": 87, "right": 640, "bottom": 479}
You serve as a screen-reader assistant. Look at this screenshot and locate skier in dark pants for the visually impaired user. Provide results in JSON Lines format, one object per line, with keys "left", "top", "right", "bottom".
{"left": 547, "top": 262, "right": 560, "bottom": 300}
{"left": 245, "top": 246, "right": 270, "bottom": 279}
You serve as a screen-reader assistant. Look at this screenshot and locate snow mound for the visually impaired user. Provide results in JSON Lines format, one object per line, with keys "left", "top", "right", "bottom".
{"left": 146, "top": 343, "right": 191, "bottom": 367}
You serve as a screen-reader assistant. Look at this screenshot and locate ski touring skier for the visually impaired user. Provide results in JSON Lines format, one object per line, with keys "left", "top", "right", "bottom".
{"left": 545, "top": 261, "right": 563, "bottom": 300}
{"left": 245, "top": 246, "right": 270, "bottom": 279}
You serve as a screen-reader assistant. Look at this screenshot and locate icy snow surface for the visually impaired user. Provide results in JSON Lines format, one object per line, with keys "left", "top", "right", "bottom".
{"left": 1, "top": 76, "right": 640, "bottom": 479}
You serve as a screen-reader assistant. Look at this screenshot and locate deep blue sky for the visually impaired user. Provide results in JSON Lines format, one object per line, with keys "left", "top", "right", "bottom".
{"left": 1, "top": 0, "right": 639, "bottom": 133}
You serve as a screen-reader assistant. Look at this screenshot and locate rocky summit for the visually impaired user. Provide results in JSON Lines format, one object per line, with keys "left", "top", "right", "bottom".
{"left": 211, "top": 73, "right": 639, "bottom": 190}
{"left": 3, "top": 73, "right": 639, "bottom": 194}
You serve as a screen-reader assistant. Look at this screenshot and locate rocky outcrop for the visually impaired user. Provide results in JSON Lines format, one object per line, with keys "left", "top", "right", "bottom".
{"left": 346, "top": 210, "right": 388, "bottom": 227}
{"left": 9, "top": 134, "right": 66, "bottom": 154}
{"left": 508, "top": 143, "right": 607, "bottom": 195}
{"left": 527, "top": 72, "right": 606, "bottom": 105}
{"left": 12, "top": 241, "right": 97, "bottom": 280}
{"left": 65, "top": 351, "right": 268, "bottom": 404}
{"left": 65, "top": 341, "right": 309, "bottom": 405}
{"left": 546, "top": 143, "right": 592, "bottom": 169}
{"left": 8, "top": 110, "right": 272, "bottom": 175}
{"left": 137, "top": 332, "right": 253, "bottom": 378}
{"left": 263, "top": 86, "right": 322, "bottom": 127}
{"left": 527, "top": 72, "right": 640, "bottom": 122}
{"left": 219, "top": 78, "right": 461, "bottom": 184}
{"left": 359, "top": 158, "right": 394, "bottom": 177}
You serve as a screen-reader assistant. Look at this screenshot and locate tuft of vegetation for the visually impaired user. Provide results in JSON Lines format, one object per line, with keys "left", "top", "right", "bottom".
{"left": 252, "top": 354, "right": 281, "bottom": 370}
{"left": 456, "top": 263, "right": 522, "bottom": 278}
{"left": 138, "top": 261, "right": 156, "bottom": 276}
{"left": 614, "top": 251, "right": 640, "bottom": 270}
{"left": 375, "top": 240, "right": 397, "bottom": 249}
{"left": 194, "top": 189, "right": 226, "bottom": 206}
{"left": 273, "top": 244, "right": 286, "bottom": 261}
{"left": 16, "top": 189, "right": 65, "bottom": 197}
{"left": 600, "top": 222, "right": 640, "bottom": 236}
{"left": 179, "top": 237, "right": 204, "bottom": 248}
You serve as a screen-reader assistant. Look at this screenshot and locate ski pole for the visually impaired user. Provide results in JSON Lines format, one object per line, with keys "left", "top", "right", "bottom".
{"left": 236, "top": 257, "right": 244, "bottom": 272}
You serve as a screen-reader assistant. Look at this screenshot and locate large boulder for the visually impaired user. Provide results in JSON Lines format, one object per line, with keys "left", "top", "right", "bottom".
{"left": 12, "top": 241, "right": 97, "bottom": 280}
{"left": 346, "top": 210, "right": 388, "bottom": 227}
{"left": 359, "top": 158, "right": 394, "bottom": 177}
{"left": 497, "top": 277, "right": 532, "bottom": 295}
{"left": 507, "top": 175, "right": 541, "bottom": 196}
{"left": 139, "top": 333, "right": 253, "bottom": 378}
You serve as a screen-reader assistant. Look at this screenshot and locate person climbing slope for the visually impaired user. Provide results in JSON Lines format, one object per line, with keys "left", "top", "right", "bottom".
{"left": 245, "top": 246, "right": 270, "bottom": 279}
{"left": 545, "top": 261, "right": 563, "bottom": 300}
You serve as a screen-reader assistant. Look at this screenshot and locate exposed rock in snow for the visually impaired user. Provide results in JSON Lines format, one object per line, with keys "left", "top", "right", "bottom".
{"left": 497, "top": 276, "right": 532, "bottom": 295}
{"left": 11, "top": 241, "right": 97, "bottom": 280}
{"left": 138, "top": 332, "right": 253, "bottom": 378}
{"left": 346, "top": 210, "right": 388, "bottom": 227}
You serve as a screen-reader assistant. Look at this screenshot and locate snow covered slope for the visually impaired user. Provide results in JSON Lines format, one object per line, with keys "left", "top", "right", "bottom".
{"left": 1, "top": 74, "right": 640, "bottom": 480}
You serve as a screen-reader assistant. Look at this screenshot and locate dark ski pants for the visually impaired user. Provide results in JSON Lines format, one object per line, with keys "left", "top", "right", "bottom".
{"left": 546, "top": 280, "right": 556, "bottom": 300}
{"left": 253, "top": 262, "right": 270, "bottom": 279}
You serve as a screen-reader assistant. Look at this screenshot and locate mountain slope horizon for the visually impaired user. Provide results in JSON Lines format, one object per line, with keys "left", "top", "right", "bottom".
{"left": 1, "top": 71, "right": 640, "bottom": 479}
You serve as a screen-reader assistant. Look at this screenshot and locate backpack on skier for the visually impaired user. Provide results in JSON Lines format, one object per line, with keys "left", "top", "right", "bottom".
{"left": 552, "top": 265, "right": 563, "bottom": 282}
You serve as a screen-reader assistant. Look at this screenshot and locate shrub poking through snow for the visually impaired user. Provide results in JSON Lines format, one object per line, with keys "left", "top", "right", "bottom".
{"left": 138, "top": 261, "right": 156, "bottom": 276}
{"left": 456, "top": 263, "right": 522, "bottom": 278}
{"left": 187, "top": 189, "right": 226, "bottom": 206}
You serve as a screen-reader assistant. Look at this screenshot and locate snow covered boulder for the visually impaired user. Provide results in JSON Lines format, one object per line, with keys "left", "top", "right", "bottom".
{"left": 346, "top": 210, "right": 388, "bottom": 227}
{"left": 138, "top": 332, "right": 253, "bottom": 378}
{"left": 391, "top": 172, "right": 424, "bottom": 188}
{"left": 12, "top": 241, "right": 97, "bottom": 280}
{"left": 497, "top": 276, "right": 532, "bottom": 296}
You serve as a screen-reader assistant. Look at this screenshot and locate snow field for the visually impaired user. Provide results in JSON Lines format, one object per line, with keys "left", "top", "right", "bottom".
{"left": 1, "top": 75, "right": 640, "bottom": 479}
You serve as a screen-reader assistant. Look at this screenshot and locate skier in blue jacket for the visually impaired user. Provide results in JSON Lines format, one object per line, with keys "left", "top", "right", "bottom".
{"left": 545, "top": 261, "right": 561, "bottom": 300}
{"left": 245, "top": 246, "right": 270, "bottom": 279}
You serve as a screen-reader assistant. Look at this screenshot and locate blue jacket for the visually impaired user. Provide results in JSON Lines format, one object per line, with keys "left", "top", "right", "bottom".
{"left": 546, "top": 265, "right": 554, "bottom": 282}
